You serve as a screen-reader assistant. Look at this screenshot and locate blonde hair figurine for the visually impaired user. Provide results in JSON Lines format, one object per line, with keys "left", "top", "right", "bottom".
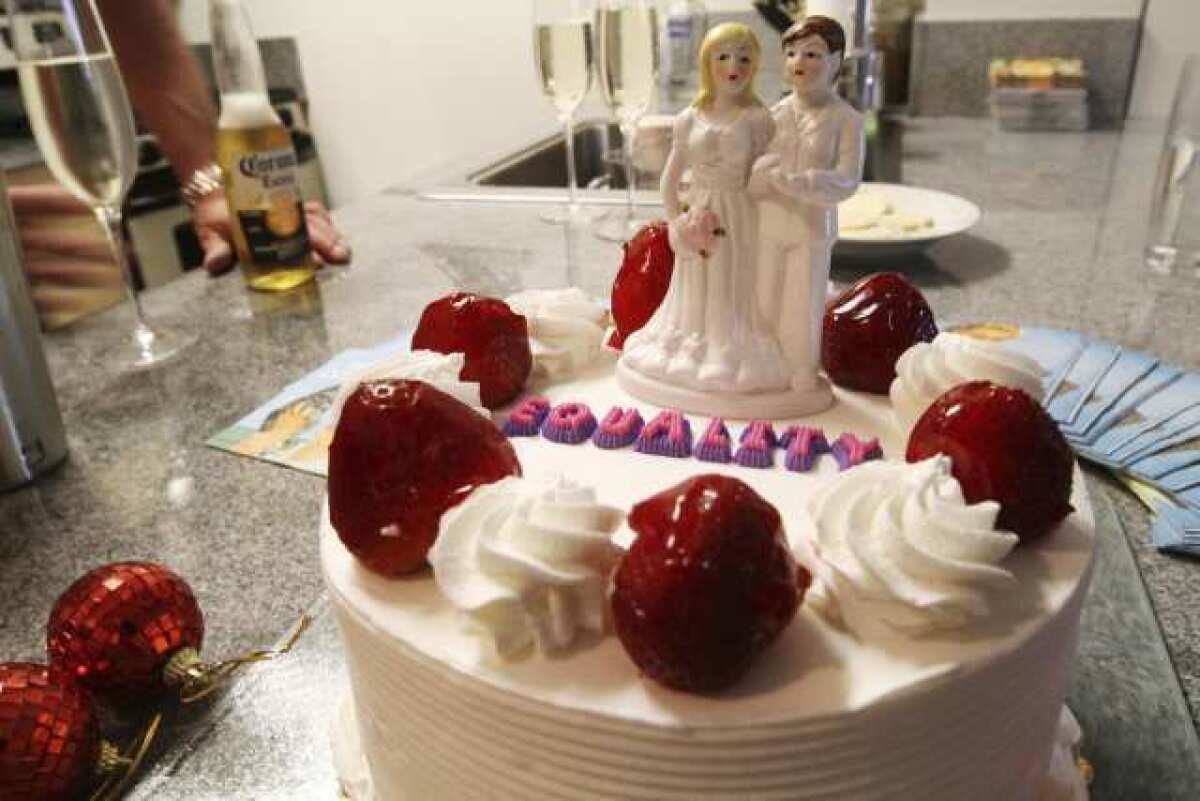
{"left": 692, "top": 22, "right": 764, "bottom": 110}
{"left": 618, "top": 23, "right": 813, "bottom": 418}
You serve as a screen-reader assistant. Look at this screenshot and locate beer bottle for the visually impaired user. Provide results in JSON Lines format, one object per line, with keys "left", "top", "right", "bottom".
{"left": 210, "top": 0, "right": 315, "bottom": 292}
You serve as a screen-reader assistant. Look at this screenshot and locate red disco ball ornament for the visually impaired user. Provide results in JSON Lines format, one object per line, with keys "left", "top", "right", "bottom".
{"left": 47, "top": 562, "right": 204, "bottom": 697}
{"left": 0, "top": 662, "right": 99, "bottom": 800}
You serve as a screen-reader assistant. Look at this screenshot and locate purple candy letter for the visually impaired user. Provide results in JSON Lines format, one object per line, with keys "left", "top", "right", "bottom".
{"left": 502, "top": 396, "right": 550, "bottom": 436}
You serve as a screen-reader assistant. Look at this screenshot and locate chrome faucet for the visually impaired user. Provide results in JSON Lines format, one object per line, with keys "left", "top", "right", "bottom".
{"left": 755, "top": 0, "right": 884, "bottom": 112}
{"left": 840, "top": 0, "right": 884, "bottom": 112}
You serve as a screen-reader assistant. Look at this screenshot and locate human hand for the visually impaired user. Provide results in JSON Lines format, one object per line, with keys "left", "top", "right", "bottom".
{"left": 193, "top": 194, "right": 352, "bottom": 276}
{"left": 751, "top": 153, "right": 781, "bottom": 175}
{"left": 9, "top": 184, "right": 124, "bottom": 327}
{"left": 232, "top": 398, "right": 319, "bottom": 457}
{"left": 771, "top": 169, "right": 815, "bottom": 200}
{"left": 747, "top": 154, "right": 781, "bottom": 200}
{"left": 770, "top": 168, "right": 796, "bottom": 197}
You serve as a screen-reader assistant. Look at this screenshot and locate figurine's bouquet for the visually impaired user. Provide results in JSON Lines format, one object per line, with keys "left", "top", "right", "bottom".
{"left": 673, "top": 206, "right": 726, "bottom": 259}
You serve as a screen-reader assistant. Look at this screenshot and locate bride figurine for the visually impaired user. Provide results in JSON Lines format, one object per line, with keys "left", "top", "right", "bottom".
{"left": 620, "top": 23, "right": 808, "bottom": 418}
{"left": 750, "top": 16, "right": 864, "bottom": 411}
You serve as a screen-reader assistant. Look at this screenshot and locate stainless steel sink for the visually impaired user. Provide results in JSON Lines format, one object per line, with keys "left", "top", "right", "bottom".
{"left": 418, "top": 114, "right": 903, "bottom": 203}
{"left": 471, "top": 120, "right": 633, "bottom": 190}
{"left": 418, "top": 119, "right": 650, "bottom": 205}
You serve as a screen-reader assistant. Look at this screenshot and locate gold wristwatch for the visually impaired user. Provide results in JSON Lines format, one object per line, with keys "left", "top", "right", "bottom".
{"left": 180, "top": 163, "right": 225, "bottom": 207}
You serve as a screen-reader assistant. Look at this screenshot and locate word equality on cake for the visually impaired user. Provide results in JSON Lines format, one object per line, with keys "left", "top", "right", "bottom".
{"left": 503, "top": 397, "right": 884, "bottom": 472}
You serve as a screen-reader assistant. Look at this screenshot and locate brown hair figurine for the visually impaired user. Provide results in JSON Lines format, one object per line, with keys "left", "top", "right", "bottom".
{"left": 746, "top": 15, "right": 865, "bottom": 412}
{"left": 782, "top": 15, "right": 847, "bottom": 57}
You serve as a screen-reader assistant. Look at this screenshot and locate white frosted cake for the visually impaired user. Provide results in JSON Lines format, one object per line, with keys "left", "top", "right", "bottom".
{"left": 321, "top": 346, "right": 1095, "bottom": 800}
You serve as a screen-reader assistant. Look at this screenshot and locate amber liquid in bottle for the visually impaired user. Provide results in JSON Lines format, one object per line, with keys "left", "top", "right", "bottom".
{"left": 216, "top": 117, "right": 315, "bottom": 292}
{"left": 212, "top": 0, "right": 314, "bottom": 292}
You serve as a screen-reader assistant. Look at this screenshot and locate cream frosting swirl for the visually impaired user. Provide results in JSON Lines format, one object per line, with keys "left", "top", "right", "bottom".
{"left": 428, "top": 475, "right": 625, "bottom": 660}
{"left": 332, "top": 350, "right": 485, "bottom": 422}
{"left": 890, "top": 332, "right": 1045, "bottom": 437}
{"left": 798, "top": 456, "right": 1018, "bottom": 637}
{"left": 504, "top": 288, "right": 610, "bottom": 377}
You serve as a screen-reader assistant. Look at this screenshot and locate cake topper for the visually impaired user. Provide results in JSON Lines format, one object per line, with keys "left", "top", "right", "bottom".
{"left": 617, "top": 19, "right": 862, "bottom": 418}
{"left": 750, "top": 16, "right": 865, "bottom": 412}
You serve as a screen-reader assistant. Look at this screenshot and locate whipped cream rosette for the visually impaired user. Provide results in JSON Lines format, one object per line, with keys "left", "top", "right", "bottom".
{"left": 331, "top": 349, "right": 485, "bottom": 422}
{"left": 504, "top": 288, "right": 611, "bottom": 377}
{"left": 891, "top": 331, "right": 1044, "bottom": 437}
{"left": 428, "top": 475, "right": 624, "bottom": 660}
{"left": 798, "top": 456, "right": 1019, "bottom": 637}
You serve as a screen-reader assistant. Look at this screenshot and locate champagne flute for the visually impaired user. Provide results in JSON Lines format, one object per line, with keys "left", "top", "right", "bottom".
{"left": 533, "top": 0, "right": 595, "bottom": 225}
{"left": 593, "top": 0, "right": 659, "bottom": 242}
{"left": 9, "top": 0, "right": 194, "bottom": 370}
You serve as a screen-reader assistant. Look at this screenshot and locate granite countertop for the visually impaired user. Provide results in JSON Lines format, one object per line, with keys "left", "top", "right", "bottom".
{"left": 3, "top": 116, "right": 1200, "bottom": 799}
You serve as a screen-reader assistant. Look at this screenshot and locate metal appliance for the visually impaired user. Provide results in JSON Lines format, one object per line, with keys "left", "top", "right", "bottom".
{"left": 0, "top": 167, "right": 67, "bottom": 491}
{"left": 839, "top": 0, "right": 884, "bottom": 113}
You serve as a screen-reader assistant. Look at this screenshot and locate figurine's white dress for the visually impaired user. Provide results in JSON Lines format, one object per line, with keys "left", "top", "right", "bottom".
{"left": 622, "top": 105, "right": 792, "bottom": 396}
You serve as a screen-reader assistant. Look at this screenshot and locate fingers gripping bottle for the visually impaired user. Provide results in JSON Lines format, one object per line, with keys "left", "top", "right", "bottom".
{"left": 210, "top": 0, "right": 315, "bottom": 292}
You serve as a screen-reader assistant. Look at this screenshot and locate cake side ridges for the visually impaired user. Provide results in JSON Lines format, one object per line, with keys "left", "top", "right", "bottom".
{"left": 322, "top": 359, "right": 1096, "bottom": 801}
{"left": 329, "top": 545, "right": 1087, "bottom": 800}
{"left": 321, "top": 468, "right": 1093, "bottom": 735}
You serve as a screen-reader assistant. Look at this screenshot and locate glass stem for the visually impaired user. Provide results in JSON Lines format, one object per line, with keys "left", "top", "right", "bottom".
{"left": 564, "top": 113, "right": 579, "bottom": 211}
{"left": 621, "top": 122, "right": 635, "bottom": 219}
{"left": 96, "top": 205, "right": 150, "bottom": 330}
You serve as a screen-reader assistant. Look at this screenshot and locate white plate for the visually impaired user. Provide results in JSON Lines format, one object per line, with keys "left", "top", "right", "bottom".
{"left": 835, "top": 182, "right": 981, "bottom": 259}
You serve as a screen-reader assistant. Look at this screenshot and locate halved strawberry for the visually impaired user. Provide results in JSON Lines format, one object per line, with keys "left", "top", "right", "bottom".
{"left": 328, "top": 379, "right": 521, "bottom": 575}
{"left": 907, "top": 381, "right": 1073, "bottom": 542}
{"left": 412, "top": 293, "right": 532, "bottom": 409}
{"left": 822, "top": 272, "right": 937, "bottom": 394}
{"left": 612, "top": 475, "right": 805, "bottom": 693}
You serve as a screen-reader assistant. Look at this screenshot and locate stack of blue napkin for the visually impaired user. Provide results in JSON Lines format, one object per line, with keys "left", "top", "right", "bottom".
{"left": 1116, "top": 476, "right": 1200, "bottom": 557}
{"left": 1008, "top": 328, "right": 1200, "bottom": 557}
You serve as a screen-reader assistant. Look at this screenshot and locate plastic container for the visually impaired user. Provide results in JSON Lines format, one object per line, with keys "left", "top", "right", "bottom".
{"left": 989, "top": 87, "right": 1089, "bottom": 132}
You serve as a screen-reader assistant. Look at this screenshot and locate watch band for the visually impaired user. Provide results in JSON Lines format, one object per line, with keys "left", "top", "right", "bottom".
{"left": 180, "top": 163, "right": 225, "bottom": 207}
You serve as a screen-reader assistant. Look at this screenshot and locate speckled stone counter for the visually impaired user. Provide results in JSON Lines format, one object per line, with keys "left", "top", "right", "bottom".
{"left": 3, "top": 117, "right": 1200, "bottom": 799}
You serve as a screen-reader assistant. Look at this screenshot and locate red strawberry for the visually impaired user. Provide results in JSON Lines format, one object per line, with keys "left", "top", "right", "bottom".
{"left": 411, "top": 293, "right": 532, "bottom": 409}
{"left": 612, "top": 475, "right": 806, "bottom": 693}
{"left": 609, "top": 221, "right": 674, "bottom": 350}
{"left": 329, "top": 379, "right": 521, "bottom": 575}
{"left": 822, "top": 272, "right": 937, "bottom": 394}
{"left": 906, "top": 381, "right": 1074, "bottom": 542}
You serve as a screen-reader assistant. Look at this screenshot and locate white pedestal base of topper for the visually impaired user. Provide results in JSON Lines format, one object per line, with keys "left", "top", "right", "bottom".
{"left": 616, "top": 358, "right": 835, "bottom": 419}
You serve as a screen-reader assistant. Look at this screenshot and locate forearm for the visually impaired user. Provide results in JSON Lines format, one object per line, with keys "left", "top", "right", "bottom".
{"left": 814, "top": 120, "right": 867, "bottom": 204}
{"left": 793, "top": 167, "right": 859, "bottom": 205}
{"left": 783, "top": 124, "right": 864, "bottom": 206}
{"left": 748, "top": 152, "right": 780, "bottom": 200}
{"left": 660, "top": 149, "right": 685, "bottom": 218}
{"left": 98, "top": 0, "right": 217, "bottom": 181}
